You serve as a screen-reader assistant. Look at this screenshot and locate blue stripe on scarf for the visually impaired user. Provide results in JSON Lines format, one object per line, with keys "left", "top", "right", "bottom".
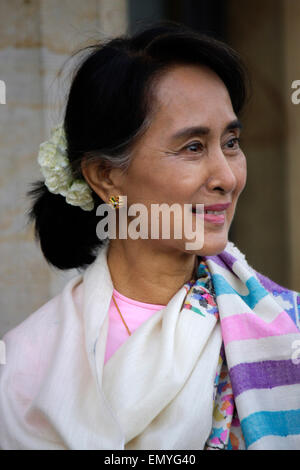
{"left": 241, "top": 409, "right": 300, "bottom": 447}
{"left": 212, "top": 273, "right": 268, "bottom": 309}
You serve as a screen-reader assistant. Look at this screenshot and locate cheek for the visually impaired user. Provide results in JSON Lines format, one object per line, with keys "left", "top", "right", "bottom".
{"left": 123, "top": 159, "right": 193, "bottom": 202}
{"left": 127, "top": 156, "right": 164, "bottom": 187}
{"left": 234, "top": 155, "right": 247, "bottom": 196}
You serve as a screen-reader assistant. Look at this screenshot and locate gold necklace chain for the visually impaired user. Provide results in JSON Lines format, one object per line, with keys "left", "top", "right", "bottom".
{"left": 112, "top": 294, "right": 131, "bottom": 336}
{"left": 112, "top": 258, "right": 198, "bottom": 336}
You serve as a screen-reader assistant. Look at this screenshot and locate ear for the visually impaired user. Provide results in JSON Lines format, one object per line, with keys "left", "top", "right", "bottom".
{"left": 81, "top": 159, "right": 124, "bottom": 203}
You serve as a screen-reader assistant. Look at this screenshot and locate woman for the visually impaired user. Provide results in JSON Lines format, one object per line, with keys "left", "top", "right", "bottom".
{"left": 0, "top": 22, "right": 300, "bottom": 451}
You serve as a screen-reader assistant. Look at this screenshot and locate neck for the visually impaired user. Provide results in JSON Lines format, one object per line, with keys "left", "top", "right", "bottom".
{"left": 107, "top": 239, "right": 198, "bottom": 305}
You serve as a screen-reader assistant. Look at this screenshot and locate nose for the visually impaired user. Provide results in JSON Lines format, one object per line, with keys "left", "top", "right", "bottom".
{"left": 206, "top": 145, "right": 237, "bottom": 194}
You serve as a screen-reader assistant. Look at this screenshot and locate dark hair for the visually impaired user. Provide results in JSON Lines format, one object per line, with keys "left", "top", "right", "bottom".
{"left": 28, "top": 21, "right": 250, "bottom": 270}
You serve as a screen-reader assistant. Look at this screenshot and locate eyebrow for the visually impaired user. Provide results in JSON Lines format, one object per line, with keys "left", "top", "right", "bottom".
{"left": 169, "top": 119, "right": 243, "bottom": 142}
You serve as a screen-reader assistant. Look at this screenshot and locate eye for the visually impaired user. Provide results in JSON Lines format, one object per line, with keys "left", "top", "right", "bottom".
{"left": 183, "top": 141, "right": 204, "bottom": 153}
{"left": 225, "top": 137, "right": 241, "bottom": 150}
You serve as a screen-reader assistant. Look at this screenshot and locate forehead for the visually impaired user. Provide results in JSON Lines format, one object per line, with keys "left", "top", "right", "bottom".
{"left": 150, "top": 64, "right": 236, "bottom": 130}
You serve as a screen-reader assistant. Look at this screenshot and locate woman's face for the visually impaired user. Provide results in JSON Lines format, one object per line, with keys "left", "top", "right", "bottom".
{"left": 115, "top": 64, "right": 247, "bottom": 256}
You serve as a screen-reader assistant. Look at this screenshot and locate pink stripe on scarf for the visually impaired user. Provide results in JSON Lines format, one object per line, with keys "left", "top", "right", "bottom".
{"left": 221, "top": 311, "right": 299, "bottom": 346}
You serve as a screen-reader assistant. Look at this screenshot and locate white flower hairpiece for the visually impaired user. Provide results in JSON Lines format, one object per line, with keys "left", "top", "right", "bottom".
{"left": 37, "top": 125, "right": 94, "bottom": 211}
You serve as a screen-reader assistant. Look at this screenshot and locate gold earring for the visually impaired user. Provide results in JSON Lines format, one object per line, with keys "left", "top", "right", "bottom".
{"left": 108, "top": 195, "right": 123, "bottom": 209}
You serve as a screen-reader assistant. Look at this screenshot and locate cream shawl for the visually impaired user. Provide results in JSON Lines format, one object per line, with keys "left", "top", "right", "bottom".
{"left": 0, "top": 242, "right": 299, "bottom": 450}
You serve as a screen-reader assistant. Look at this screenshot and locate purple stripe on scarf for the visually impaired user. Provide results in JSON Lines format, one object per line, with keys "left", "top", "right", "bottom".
{"left": 218, "top": 251, "right": 238, "bottom": 269}
{"left": 204, "top": 254, "right": 234, "bottom": 272}
{"left": 230, "top": 359, "right": 300, "bottom": 397}
{"left": 204, "top": 248, "right": 238, "bottom": 274}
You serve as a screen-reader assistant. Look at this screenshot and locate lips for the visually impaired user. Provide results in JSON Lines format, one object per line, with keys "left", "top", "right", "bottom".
{"left": 192, "top": 202, "right": 231, "bottom": 213}
{"left": 204, "top": 203, "right": 231, "bottom": 211}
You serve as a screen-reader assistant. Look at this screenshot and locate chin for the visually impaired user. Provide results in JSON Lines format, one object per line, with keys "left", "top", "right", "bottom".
{"left": 197, "top": 236, "right": 228, "bottom": 257}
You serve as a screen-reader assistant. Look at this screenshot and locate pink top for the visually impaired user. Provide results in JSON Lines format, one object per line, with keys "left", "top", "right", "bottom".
{"left": 104, "top": 289, "right": 165, "bottom": 363}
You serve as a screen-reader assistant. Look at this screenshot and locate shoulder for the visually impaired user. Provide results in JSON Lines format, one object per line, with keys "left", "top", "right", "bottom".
{"left": 2, "top": 273, "right": 83, "bottom": 359}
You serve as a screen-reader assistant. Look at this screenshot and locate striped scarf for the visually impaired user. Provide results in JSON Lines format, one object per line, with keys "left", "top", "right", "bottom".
{"left": 185, "top": 243, "right": 300, "bottom": 450}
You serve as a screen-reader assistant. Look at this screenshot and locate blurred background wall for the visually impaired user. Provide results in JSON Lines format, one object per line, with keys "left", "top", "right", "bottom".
{"left": 0, "top": 0, "right": 300, "bottom": 337}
